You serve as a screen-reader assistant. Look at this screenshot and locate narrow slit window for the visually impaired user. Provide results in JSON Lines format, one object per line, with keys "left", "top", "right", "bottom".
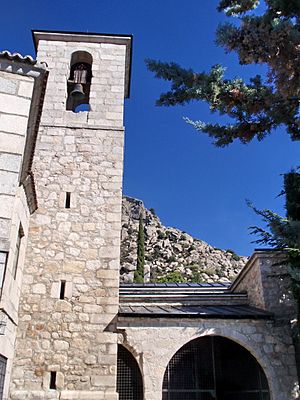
{"left": 12, "top": 225, "right": 24, "bottom": 280}
{"left": 50, "top": 371, "right": 56, "bottom": 389}
{"left": 65, "top": 192, "right": 71, "bottom": 208}
{"left": 0, "top": 251, "right": 8, "bottom": 290}
{"left": 60, "top": 280, "right": 66, "bottom": 299}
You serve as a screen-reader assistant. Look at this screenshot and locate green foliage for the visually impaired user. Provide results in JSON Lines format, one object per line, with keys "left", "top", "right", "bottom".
{"left": 188, "top": 264, "right": 205, "bottom": 283}
{"left": 285, "top": 172, "right": 300, "bottom": 220}
{"left": 217, "top": 0, "right": 259, "bottom": 16}
{"left": 214, "top": 247, "right": 222, "bottom": 251}
{"left": 157, "top": 271, "right": 186, "bottom": 283}
{"left": 226, "top": 249, "right": 240, "bottom": 261}
{"left": 145, "top": 254, "right": 154, "bottom": 262}
{"left": 153, "top": 247, "right": 162, "bottom": 258}
{"left": 157, "top": 230, "right": 166, "bottom": 240}
{"left": 189, "top": 271, "right": 204, "bottom": 283}
{"left": 146, "top": 1, "right": 300, "bottom": 146}
{"left": 149, "top": 207, "right": 156, "bottom": 216}
{"left": 249, "top": 172, "right": 300, "bottom": 322}
{"left": 134, "top": 214, "right": 145, "bottom": 283}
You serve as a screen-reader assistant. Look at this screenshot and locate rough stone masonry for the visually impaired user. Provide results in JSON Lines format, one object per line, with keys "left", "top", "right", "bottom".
{"left": 9, "top": 31, "right": 132, "bottom": 400}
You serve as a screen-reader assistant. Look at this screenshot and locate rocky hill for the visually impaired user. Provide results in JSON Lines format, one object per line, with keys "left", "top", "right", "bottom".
{"left": 120, "top": 196, "right": 248, "bottom": 283}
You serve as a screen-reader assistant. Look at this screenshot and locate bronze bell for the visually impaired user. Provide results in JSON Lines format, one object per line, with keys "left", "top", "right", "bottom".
{"left": 70, "top": 83, "right": 85, "bottom": 99}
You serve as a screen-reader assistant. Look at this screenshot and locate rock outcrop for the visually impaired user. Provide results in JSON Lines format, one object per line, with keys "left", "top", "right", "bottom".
{"left": 120, "top": 196, "right": 248, "bottom": 283}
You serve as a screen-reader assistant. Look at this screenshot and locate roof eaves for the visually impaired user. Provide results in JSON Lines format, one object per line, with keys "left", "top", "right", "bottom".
{"left": 0, "top": 50, "right": 47, "bottom": 69}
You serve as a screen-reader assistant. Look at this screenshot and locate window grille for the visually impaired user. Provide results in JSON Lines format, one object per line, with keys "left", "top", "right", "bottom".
{"left": 162, "top": 336, "right": 270, "bottom": 400}
{"left": 117, "top": 345, "right": 143, "bottom": 400}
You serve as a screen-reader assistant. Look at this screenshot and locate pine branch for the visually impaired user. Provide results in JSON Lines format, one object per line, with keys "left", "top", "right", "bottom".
{"left": 146, "top": 1, "right": 300, "bottom": 145}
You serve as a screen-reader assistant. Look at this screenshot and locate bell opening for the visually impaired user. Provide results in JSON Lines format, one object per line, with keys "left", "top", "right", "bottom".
{"left": 66, "top": 51, "right": 93, "bottom": 112}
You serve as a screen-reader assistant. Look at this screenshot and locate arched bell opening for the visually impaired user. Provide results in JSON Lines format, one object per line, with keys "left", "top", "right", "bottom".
{"left": 117, "top": 344, "right": 144, "bottom": 400}
{"left": 162, "top": 335, "right": 270, "bottom": 400}
{"left": 66, "top": 51, "right": 93, "bottom": 112}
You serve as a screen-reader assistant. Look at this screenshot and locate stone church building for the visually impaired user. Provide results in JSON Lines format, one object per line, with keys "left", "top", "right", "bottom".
{"left": 0, "top": 30, "right": 298, "bottom": 400}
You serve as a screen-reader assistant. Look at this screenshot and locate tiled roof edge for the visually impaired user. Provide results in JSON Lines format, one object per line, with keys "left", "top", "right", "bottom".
{"left": 0, "top": 50, "right": 47, "bottom": 68}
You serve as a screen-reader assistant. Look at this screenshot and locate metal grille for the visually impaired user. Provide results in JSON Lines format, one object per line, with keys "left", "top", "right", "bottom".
{"left": 162, "top": 336, "right": 270, "bottom": 400}
{"left": 117, "top": 345, "right": 143, "bottom": 400}
{"left": 0, "top": 355, "right": 7, "bottom": 400}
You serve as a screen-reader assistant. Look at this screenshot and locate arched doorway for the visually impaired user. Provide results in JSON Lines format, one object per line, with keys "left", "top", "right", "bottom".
{"left": 162, "top": 336, "right": 270, "bottom": 400}
{"left": 117, "top": 344, "right": 143, "bottom": 400}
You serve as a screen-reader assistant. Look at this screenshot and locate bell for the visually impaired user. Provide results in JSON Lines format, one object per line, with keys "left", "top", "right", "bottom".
{"left": 70, "top": 83, "right": 85, "bottom": 99}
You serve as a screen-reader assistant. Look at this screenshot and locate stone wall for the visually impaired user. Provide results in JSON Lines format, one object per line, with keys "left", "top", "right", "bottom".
{"left": 0, "top": 183, "right": 29, "bottom": 400}
{"left": 0, "top": 70, "right": 34, "bottom": 278}
{"left": 118, "top": 316, "right": 299, "bottom": 400}
{"left": 0, "top": 67, "right": 41, "bottom": 400}
{"left": 10, "top": 33, "right": 131, "bottom": 400}
{"left": 36, "top": 37, "right": 127, "bottom": 128}
{"left": 232, "top": 251, "right": 296, "bottom": 319}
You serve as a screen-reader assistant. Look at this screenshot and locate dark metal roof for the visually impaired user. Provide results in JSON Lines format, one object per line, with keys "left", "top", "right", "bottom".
{"left": 121, "top": 282, "right": 231, "bottom": 288}
{"left": 0, "top": 50, "right": 47, "bottom": 67}
{"left": 119, "top": 304, "right": 273, "bottom": 320}
{"left": 119, "top": 282, "right": 247, "bottom": 305}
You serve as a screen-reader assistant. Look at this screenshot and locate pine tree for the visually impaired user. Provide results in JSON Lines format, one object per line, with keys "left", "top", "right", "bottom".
{"left": 249, "top": 171, "right": 300, "bottom": 321}
{"left": 146, "top": 0, "right": 300, "bottom": 147}
{"left": 134, "top": 214, "right": 145, "bottom": 283}
{"left": 146, "top": 0, "right": 300, "bottom": 330}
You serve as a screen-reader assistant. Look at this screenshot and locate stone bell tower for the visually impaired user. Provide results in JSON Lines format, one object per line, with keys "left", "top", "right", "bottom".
{"left": 10, "top": 30, "right": 132, "bottom": 400}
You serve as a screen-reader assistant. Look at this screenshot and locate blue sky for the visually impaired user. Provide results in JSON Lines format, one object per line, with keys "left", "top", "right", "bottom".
{"left": 3, "top": 0, "right": 299, "bottom": 255}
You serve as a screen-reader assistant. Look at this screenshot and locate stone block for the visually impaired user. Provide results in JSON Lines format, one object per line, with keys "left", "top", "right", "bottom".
{"left": 91, "top": 375, "right": 115, "bottom": 387}
{"left": 63, "top": 261, "right": 84, "bottom": 273}
{"left": 69, "top": 323, "right": 82, "bottom": 332}
{"left": 0, "top": 131, "right": 25, "bottom": 154}
{"left": 90, "top": 313, "right": 104, "bottom": 324}
{"left": 32, "top": 284, "right": 46, "bottom": 294}
{"left": 50, "top": 282, "right": 60, "bottom": 299}
{"left": 0, "top": 170, "right": 18, "bottom": 195}
{"left": 0, "top": 152, "right": 21, "bottom": 172}
{"left": 83, "top": 304, "right": 102, "bottom": 314}
{"left": 65, "top": 281, "right": 73, "bottom": 298}
{"left": 0, "top": 92, "right": 31, "bottom": 116}
{"left": 104, "top": 394, "right": 118, "bottom": 400}
{"left": 56, "top": 372, "right": 65, "bottom": 390}
{"left": 0, "top": 113, "right": 28, "bottom": 135}
{"left": 55, "top": 301, "right": 72, "bottom": 312}
{"left": 84, "top": 355, "right": 97, "bottom": 365}
{"left": 18, "top": 80, "right": 34, "bottom": 98}
{"left": 61, "top": 391, "right": 105, "bottom": 400}
{"left": 0, "top": 75, "right": 17, "bottom": 94}
{"left": 0, "top": 194, "right": 14, "bottom": 218}
{"left": 53, "top": 340, "right": 69, "bottom": 351}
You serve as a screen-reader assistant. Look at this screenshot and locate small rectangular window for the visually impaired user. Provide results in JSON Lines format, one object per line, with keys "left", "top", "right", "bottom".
{"left": 50, "top": 371, "right": 56, "bottom": 389}
{"left": 12, "top": 225, "right": 24, "bottom": 280}
{"left": 60, "top": 280, "right": 66, "bottom": 299}
{"left": 65, "top": 192, "right": 71, "bottom": 208}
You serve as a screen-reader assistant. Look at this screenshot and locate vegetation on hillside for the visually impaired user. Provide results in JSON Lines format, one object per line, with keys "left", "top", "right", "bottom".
{"left": 134, "top": 214, "right": 145, "bottom": 283}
